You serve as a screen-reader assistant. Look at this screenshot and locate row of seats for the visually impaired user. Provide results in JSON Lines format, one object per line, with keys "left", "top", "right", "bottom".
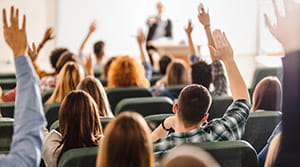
{"left": 55, "top": 140, "right": 258, "bottom": 167}
{"left": 0, "top": 111, "right": 281, "bottom": 154}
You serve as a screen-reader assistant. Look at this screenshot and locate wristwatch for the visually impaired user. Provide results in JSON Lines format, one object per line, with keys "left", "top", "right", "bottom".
{"left": 162, "top": 119, "right": 175, "bottom": 133}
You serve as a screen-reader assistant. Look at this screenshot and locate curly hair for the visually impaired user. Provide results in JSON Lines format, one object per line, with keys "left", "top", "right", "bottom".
{"left": 108, "top": 56, "right": 150, "bottom": 88}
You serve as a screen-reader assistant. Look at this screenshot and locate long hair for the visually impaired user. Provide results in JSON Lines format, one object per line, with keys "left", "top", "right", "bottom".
{"left": 166, "top": 59, "right": 190, "bottom": 86}
{"left": 108, "top": 56, "right": 150, "bottom": 88}
{"left": 252, "top": 76, "right": 282, "bottom": 112}
{"left": 77, "top": 77, "right": 113, "bottom": 117}
{"left": 96, "top": 112, "right": 154, "bottom": 167}
{"left": 46, "top": 62, "right": 84, "bottom": 104}
{"left": 58, "top": 90, "right": 103, "bottom": 158}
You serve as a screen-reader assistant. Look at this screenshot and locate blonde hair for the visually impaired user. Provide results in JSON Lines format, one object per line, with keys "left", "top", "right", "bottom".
{"left": 96, "top": 112, "right": 154, "bottom": 167}
{"left": 77, "top": 77, "right": 113, "bottom": 117}
{"left": 108, "top": 56, "right": 150, "bottom": 88}
{"left": 166, "top": 59, "right": 190, "bottom": 86}
{"left": 46, "top": 62, "right": 84, "bottom": 104}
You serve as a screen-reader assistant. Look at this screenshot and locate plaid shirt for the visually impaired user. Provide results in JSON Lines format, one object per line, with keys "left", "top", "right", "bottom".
{"left": 190, "top": 55, "right": 228, "bottom": 97}
{"left": 153, "top": 99, "right": 251, "bottom": 155}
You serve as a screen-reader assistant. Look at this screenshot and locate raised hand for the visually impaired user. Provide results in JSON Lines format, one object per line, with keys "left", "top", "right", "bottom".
{"left": 43, "top": 28, "right": 55, "bottom": 41}
{"left": 27, "top": 42, "right": 38, "bottom": 61}
{"left": 265, "top": 0, "right": 300, "bottom": 53}
{"left": 2, "top": 6, "right": 27, "bottom": 57}
{"left": 209, "top": 30, "right": 233, "bottom": 63}
{"left": 84, "top": 54, "right": 94, "bottom": 76}
{"left": 184, "top": 20, "right": 193, "bottom": 35}
{"left": 198, "top": 3, "right": 210, "bottom": 28}
{"left": 137, "top": 29, "right": 145, "bottom": 44}
{"left": 89, "top": 21, "right": 97, "bottom": 34}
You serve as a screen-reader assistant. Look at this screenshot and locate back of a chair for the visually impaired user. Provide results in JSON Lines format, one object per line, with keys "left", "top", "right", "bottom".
{"left": 45, "top": 103, "right": 61, "bottom": 129}
{"left": 164, "top": 84, "right": 187, "bottom": 98}
{"left": 208, "top": 96, "right": 233, "bottom": 121}
{"left": 145, "top": 114, "right": 175, "bottom": 129}
{"left": 242, "top": 111, "right": 282, "bottom": 152}
{"left": 0, "top": 79, "right": 16, "bottom": 90}
{"left": 190, "top": 140, "right": 258, "bottom": 167}
{"left": 251, "top": 67, "right": 282, "bottom": 90}
{"left": 0, "top": 73, "right": 16, "bottom": 79}
{"left": 106, "top": 87, "right": 152, "bottom": 113}
{"left": 114, "top": 97, "right": 173, "bottom": 116}
{"left": 41, "top": 89, "right": 54, "bottom": 103}
{"left": 58, "top": 147, "right": 98, "bottom": 167}
{"left": 0, "top": 102, "right": 15, "bottom": 118}
{"left": 150, "top": 74, "right": 163, "bottom": 86}
{"left": 0, "top": 120, "right": 13, "bottom": 151}
{"left": 98, "top": 78, "right": 107, "bottom": 87}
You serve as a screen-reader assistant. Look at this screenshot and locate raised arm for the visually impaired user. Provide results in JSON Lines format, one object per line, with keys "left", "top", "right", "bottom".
{"left": 198, "top": 4, "right": 215, "bottom": 51}
{"left": 137, "top": 30, "right": 152, "bottom": 80}
{"left": 184, "top": 20, "right": 197, "bottom": 59}
{"left": 209, "top": 30, "right": 250, "bottom": 101}
{"left": 37, "top": 27, "right": 55, "bottom": 53}
{"left": 79, "top": 21, "right": 97, "bottom": 52}
{"left": 0, "top": 6, "right": 46, "bottom": 167}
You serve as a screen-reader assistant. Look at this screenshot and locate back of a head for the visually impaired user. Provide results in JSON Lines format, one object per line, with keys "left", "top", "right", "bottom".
{"left": 166, "top": 59, "right": 190, "bottom": 86}
{"left": 59, "top": 90, "right": 103, "bottom": 157}
{"left": 50, "top": 48, "right": 69, "bottom": 71}
{"left": 94, "top": 41, "right": 105, "bottom": 58}
{"left": 55, "top": 51, "right": 77, "bottom": 73}
{"left": 159, "top": 55, "right": 172, "bottom": 75}
{"left": 161, "top": 145, "right": 220, "bottom": 167}
{"left": 77, "top": 77, "right": 112, "bottom": 117}
{"left": 191, "top": 61, "right": 212, "bottom": 90}
{"left": 252, "top": 76, "right": 282, "bottom": 112}
{"left": 102, "top": 57, "right": 117, "bottom": 78}
{"left": 47, "top": 62, "right": 84, "bottom": 103}
{"left": 177, "top": 84, "right": 212, "bottom": 128}
{"left": 108, "top": 56, "right": 149, "bottom": 87}
{"left": 97, "top": 112, "right": 154, "bottom": 167}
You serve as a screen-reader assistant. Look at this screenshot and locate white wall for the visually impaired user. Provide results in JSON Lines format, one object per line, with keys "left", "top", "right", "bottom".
{"left": 0, "top": 0, "right": 56, "bottom": 72}
{"left": 56, "top": 0, "right": 258, "bottom": 57}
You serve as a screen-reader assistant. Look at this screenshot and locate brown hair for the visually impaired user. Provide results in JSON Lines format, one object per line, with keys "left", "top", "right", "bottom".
{"left": 96, "top": 112, "right": 154, "bottom": 167}
{"left": 101, "top": 57, "right": 117, "bottom": 78}
{"left": 55, "top": 51, "right": 77, "bottom": 73}
{"left": 108, "top": 56, "right": 150, "bottom": 88}
{"left": 46, "top": 62, "right": 84, "bottom": 104}
{"left": 252, "top": 76, "right": 282, "bottom": 112}
{"left": 177, "top": 84, "right": 212, "bottom": 128}
{"left": 59, "top": 90, "right": 103, "bottom": 158}
{"left": 77, "top": 77, "right": 113, "bottom": 117}
{"left": 166, "top": 59, "right": 190, "bottom": 86}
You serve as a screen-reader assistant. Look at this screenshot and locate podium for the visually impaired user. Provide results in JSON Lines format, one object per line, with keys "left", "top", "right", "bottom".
{"left": 149, "top": 40, "right": 201, "bottom": 65}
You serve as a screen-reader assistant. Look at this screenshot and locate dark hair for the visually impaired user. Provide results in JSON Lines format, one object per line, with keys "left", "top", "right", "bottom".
{"left": 102, "top": 57, "right": 117, "bottom": 78}
{"left": 177, "top": 84, "right": 212, "bottom": 127}
{"left": 55, "top": 51, "right": 77, "bottom": 73}
{"left": 50, "top": 48, "right": 69, "bottom": 70}
{"left": 166, "top": 59, "right": 190, "bottom": 86}
{"left": 252, "top": 76, "right": 282, "bottom": 112}
{"left": 191, "top": 61, "right": 212, "bottom": 89}
{"left": 93, "top": 41, "right": 105, "bottom": 58}
{"left": 159, "top": 55, "right": 172, "bottom": 75}
{"left": 59, "top": 90, "right": 103, "bottom": 160}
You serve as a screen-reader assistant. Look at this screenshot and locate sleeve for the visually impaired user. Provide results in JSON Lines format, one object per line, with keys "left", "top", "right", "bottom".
{"left": 189, "top": 55, "right": 200, "bottom": 64}
{"left": 142, "top": 61, "right": 153, "bottom": 81}
{"left": 211, "top": 60, "right": 228, "bottom": 96}
{"left": 0, "top": 56, "right": 47, "bottom": 167}
{"left": 207, "top": 100, "right": 251, "bottom": 141}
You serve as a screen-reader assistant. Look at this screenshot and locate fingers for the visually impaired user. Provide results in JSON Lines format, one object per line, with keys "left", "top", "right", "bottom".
{"left": 2, "top": 9, "right": 8, "bottom": 27}
{"left": 10, "top": 6, "right": 14, "bottom": 27}
{"left": 32, "top": 42, "right": 36, "bottom": 51}
{"left": 272, "top": 0, "right": 281, "bottom": 22}
{"left": 264, "top": 14, "right": 275, "bottom": 35}
{"left": 15, "top": 9, "right": 19, "bottom": 29}
{"left": 22, "top": 14, "right": 26, "bottom": 31}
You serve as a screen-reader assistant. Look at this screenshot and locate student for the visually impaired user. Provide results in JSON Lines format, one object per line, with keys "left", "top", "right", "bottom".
{"left": 251, "top": 76, "right": 282, "bottom": 112}
{"left": 101, "top": 57, "right": 117, "bottom": 78}
{"left": 161, "top": 145, "right": 220, "bottom": 167}
{"left": 185, "top": 5, "right": 228, "bottom": 96}
{"left": 96, "top": 112, "right": 154, "bottom": 167}
{"left": 43, "top": 90, "right": 103, "bottom": 167}
{"left": 0, "top": 6, "right": 46, "bottom": 167}
{"left": 137, "top": 30, "right": 153, "bottom": 80}
{"left": 46, "top": 62, "right": 84, "bottom": 104}
{"left": 107, "top": 56, "right": 150, "bottom": 88}
{"left": 151, "top": 30, "right": 251, "bottom": 155}
{"left": 77, "top": 77, "right": 113, "bottom": 117}
{"left": 264, "top": 0, "right": 300, "bottom": 166}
